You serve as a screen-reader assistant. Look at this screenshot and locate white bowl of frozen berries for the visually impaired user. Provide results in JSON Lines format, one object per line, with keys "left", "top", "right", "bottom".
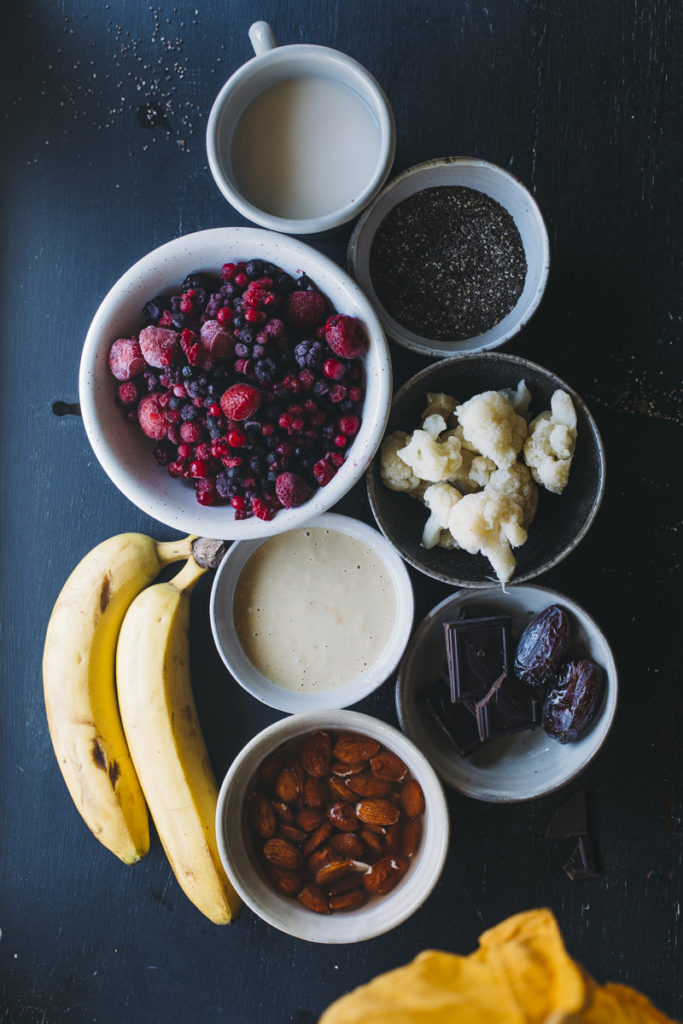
{"left": 79, "top": 227, "right": 392, "bottom": 537}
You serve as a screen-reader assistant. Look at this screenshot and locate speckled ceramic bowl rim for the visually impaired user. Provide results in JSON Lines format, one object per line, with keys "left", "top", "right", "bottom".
{"left": 367, "top": 351, "right": 606, "bottom": 587}
{"left": 395, "top": 584, "right": 619, "bottom": 802}
{"left": 209, "top": 512, "right": 415, "bottom": 713}
{"left": 348, "top": 157, "right": 550, "bottom": 357}
{"left": 79, "top": 226, "right": 392, "bottom": 539}
{"left": 215, "top": 709, "right": 450, "bottom": 942}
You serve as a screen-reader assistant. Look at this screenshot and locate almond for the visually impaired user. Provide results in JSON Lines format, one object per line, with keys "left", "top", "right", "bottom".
{"left": 296, "top": 807, "right": 326, "bottom": 832}
{"left": 327, "top": 801, "right": 358, "bottom": 832}
{"left": 302, "top": 820, "right": 334, "bottom": 857}
{"left": 355, "top": 798, "right": 400, "bottom": 827}
{"left": 401, "top": 818, "right": 421, "bottom": 858}
{"left": 401, "top": 778, "right": 425, "bottom": 818}
{"left": 331, "top": 760, "right": 366, "bottom": 777}
{"left": 262, "top": 837, "right": 303, "bottom": 870}
{"left": 327, "top": 871, "right": 368, "bottom": 896}
{"left": 359, "top": 828, "right": 385, "bottom": 855}
{"left": 307, "top": 844, "right": 337, "bottom": 874}
{"left": 314, "top": 859, "right": 357, "bottom": 887}
{"left": 249, "top": 791, "right": 277, "bottom": 839}
{"left": 278, "top": 823, "right": 307, "bottom": 845}
{"left": 345, "top": 772, "right": 391, "bottom": 798}
{"left": 328, "top": 776, "right": 355, "bottom": 803}
{"left": 329, "top": 888, "right": 368, "bottom": 912}
{"left": 300, "top": 730, "right": 332, "bottom": 778}
{"left": 362, "top": 855, "right": 408, "bottom": 895}
{"left": 274, "top": 767, "right": 300, "bottom": 803}
{"left": 257, "top": 752, "right": 282, "bottom": 786}
{"left": 297, "top": 882, "right": 330, "bottom": 914}
{"left": 271, "top": 799, "right": 296, "bottom": 823}
{"left": 370, "top": 750, "right": 408, "bottom": 782}
{"left": 333, "top": 734, "right": 380, "bottom": 764}
{"left": 385, "top": 823, "right": 402, "bottom": 854}
{"left": 267, "top": 865, "right": 304, "bottom": 896}
{"left": 330, "top": 832, "right": 366, "bottom": 859}
{"left": 303, "top": 776, "right": 328, "bottom": 809}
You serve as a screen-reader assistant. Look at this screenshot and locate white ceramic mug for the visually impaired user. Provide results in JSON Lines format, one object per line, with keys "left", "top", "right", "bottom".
{"left": 206, "top": 22, "right": 396, "bottom": 235}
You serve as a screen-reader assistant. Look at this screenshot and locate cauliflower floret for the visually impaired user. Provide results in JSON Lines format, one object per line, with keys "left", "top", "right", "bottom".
{"left": 486, "top": 462, "right": 539, "bottom": 529}
{"left": 447, "top": 490, "right": 528, "bottom": 583}
{"left": 421, "top": 413, "right": 448, "bottom": 438}
{"left": 379, "top": 431, "right": 422, "bottom": 495}
{"left": 455, "top": 391, "right": 528, "bottom": 469}
{"left": 523, "top": 390, "right": 577, "bottom": 495}
{"left": 421, "top": 482, "right": 462, "bottom": 549}
{"left": 452, "top": 423, "right": 481, "bottom": 454}
{"left": 397, "top": 429, "right": 462, "bottom": 483}
{"left": 499, "top": 379, "right": 532, "bottom": 417}
{"left": 447, "top": 449, "right": 496, "bottom": 494}
{"left": 421, "top": 392, "right": 459, "bottom": 425}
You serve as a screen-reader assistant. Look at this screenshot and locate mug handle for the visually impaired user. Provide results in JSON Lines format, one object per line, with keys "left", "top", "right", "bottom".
{"left": 248, "top": 21, "right": 278, "bottom": 55}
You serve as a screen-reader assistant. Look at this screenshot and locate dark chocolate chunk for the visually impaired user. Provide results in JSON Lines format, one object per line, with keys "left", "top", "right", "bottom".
{"left": 545, "top": 789, "right": 589, "bottom": 838}
{"left": 474, "top": 672, "right": 541, "bottom": 742}
{"left": 420, "top": 679, "right": 484, "bottom": 758}
{"left": 563, "top": 834, "right": 599, "bottom": 880}
{"left": 444, "top": 615, "right": 512, "bottom": 704}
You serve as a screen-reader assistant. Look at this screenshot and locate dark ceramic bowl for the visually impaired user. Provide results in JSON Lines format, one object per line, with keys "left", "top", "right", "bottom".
{"left": 366, "top": 353, "right": 605, "bottom": 587}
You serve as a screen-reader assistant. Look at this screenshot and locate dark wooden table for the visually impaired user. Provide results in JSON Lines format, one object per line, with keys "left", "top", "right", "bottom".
{"left": 2, "top": 2, "right": 681, "bottom": 1021}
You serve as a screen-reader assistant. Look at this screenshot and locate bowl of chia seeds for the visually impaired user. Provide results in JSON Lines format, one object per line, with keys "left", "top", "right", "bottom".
{"left": 348, "top": 158, "right": 550, "bottom": 359}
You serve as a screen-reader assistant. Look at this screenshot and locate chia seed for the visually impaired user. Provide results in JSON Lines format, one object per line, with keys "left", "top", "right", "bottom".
{"left": 368, "top": 185, "right": 527, "bottom": 341}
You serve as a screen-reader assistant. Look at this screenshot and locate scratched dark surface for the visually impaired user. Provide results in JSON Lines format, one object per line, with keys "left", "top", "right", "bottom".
{"left": 1, "top": 1, "right": 682, "bottom": 1021}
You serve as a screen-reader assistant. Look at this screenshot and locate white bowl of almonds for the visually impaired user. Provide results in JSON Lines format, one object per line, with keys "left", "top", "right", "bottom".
{"left": 367, "top": 352, "right": 606, "bottom": 587}
{"left": 215, "top": 710, "right": 449, "bottom": 943}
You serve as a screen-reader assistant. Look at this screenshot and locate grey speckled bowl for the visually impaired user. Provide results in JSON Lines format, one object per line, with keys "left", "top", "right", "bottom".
{"left": 366, "top": 352, "right": 605, "bottom": 588}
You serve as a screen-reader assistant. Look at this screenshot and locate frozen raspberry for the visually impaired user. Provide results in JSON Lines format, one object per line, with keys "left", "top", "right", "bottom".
{"left": 283, "top": 289, "right": 327, "bottom": 330}
{"left": 116, "top": 381, "right": 139, "bottom": 406}
{"left": 180, "top": 421, "right": 202, "bottom": 443}
{"left": 338, "top": 414, "right": 360, "bottom": 436}
{"left": 275, "top": 471, "right": 310, "bottom": 509}
{"left": 138, "top": 325, "right": 181, "bottom": 368}
{"left": 108, "top": 337, "right": 145, "bottom": 381}
{"left": 200, "top": 319, "right": 235, "bottom": 358}
{"left": 242, "top": 277, "right": 277, "bottom": 311}
{"left": 312, "top": 456, "right": 339, "bottom": 486}
{"left": 252, "top": 497, "right": 274, "bottom": 521}
{"left": 219, "top": 383, "right": 262, "bottom": 421}
{"left": 324, "top": 314, "right": 368, "bottom": 359}
{"left": 137, "top": 394, "right": 168, "bottom": 439}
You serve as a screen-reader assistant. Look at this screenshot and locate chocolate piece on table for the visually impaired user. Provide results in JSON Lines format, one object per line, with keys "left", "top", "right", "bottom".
{"left": 420, "top": 680, "right": 484, "bottom": 758}
{"left": 563, "top": 834, "right": 599, "bottom": 880}
{"left": 443, "top": 615, "right": 512, "bottom": 704}
{"left": 546, "top": 789, "right": 589, "bottom": 838}
{"left": 474, "top": 671, "right": 541, "bottom": 742}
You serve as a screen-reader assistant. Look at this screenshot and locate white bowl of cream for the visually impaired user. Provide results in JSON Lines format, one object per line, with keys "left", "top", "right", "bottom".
{"left": 210, "top": 513, "right": 414, "bottom": 712}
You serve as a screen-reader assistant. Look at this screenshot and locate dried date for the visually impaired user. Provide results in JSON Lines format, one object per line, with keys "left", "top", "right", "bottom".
{"left": 542, "top": 660, "right": 604, "bottom": 743}
{"left": 514, "top": 604, "right": 570, "bottom": 687}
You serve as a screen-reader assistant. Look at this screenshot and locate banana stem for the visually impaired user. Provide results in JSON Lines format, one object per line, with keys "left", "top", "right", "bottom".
{"left": 168, "top": 555, "right": 208, "bottom": 595}
{"left": 155, "top": 535, "right": 195, "bottom": 566}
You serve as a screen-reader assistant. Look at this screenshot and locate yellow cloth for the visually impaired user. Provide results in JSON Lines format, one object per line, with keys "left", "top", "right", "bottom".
{"left": 319, "top": 909, "right": 677, "bottom": 1024}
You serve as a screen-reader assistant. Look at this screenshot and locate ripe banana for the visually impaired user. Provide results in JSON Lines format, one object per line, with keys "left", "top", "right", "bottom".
{"left": 116, "top": 550, "right": 240, "bottom": 924}
{"left": 43, "top": 531, "right": 193, "bottom": 865}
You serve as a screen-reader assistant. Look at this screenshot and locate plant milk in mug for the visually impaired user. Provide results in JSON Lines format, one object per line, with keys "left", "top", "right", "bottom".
{"left": 231, "top": 75, "right": 382, "bottom": 221}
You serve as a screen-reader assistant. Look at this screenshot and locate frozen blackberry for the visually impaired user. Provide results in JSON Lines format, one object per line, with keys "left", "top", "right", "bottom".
{"left": 294, "top": 339, "right": 324, "bottom": 370}
{"left": 245, "top": 259, "right": 264, "bottom": 279}
{"left": 182, "top": 272, "right": 220, "bottom": 293}
{"left": 142, "top": 296, "right": 170, "bottom": 324}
